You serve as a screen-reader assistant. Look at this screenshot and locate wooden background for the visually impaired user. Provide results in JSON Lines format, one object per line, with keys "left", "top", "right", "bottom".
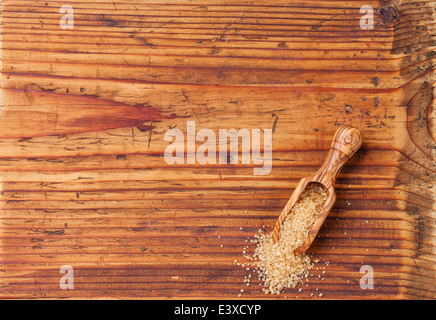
{"left": 0, "top": 0, "right": 435, "bottom": 299}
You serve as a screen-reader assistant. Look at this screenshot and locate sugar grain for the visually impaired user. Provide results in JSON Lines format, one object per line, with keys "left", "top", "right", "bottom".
{"left": 244, "top": 183, "right": 328, "bottom": 295}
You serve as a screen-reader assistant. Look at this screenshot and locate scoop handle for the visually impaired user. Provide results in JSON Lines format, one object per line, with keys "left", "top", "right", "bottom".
{"left": 314, "top": 125, "right": 362, "bottom": 188}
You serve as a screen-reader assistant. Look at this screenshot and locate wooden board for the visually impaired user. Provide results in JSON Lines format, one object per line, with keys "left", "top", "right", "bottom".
{"left": 0, "top": 0, "right": 434, "bottom": 299}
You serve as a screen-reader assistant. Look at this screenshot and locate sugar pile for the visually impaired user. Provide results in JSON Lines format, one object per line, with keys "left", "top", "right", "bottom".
{"left": 242, "top": 182, "right": 328, "bottom": 295}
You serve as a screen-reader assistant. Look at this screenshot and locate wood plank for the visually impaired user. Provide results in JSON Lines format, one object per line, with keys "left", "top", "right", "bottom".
{"left": 0, "top": 0, "right": 435, "bottom": 299}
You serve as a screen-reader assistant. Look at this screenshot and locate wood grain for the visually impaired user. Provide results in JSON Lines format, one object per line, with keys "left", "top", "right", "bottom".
{"left": 0, "top": 0, "right": 435, "bottom": 299}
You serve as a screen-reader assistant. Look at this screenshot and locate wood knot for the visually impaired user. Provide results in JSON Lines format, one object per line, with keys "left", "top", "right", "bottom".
{"left": 379, "top": 4, "right": 400, "bottom": 26}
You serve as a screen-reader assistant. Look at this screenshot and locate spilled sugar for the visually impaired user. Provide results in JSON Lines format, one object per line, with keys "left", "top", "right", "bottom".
{"left": 240, "top": 182, "right": 328, "bottom": 295}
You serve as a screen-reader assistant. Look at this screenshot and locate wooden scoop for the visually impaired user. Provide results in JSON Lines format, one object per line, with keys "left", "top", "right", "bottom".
{"left": 272, "top": 125, "right": 362, "bottom": 255}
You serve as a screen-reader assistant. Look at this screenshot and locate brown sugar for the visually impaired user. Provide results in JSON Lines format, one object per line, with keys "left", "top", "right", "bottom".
{"left": 243, "top": 182, "right": 328, "bottom": 295}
